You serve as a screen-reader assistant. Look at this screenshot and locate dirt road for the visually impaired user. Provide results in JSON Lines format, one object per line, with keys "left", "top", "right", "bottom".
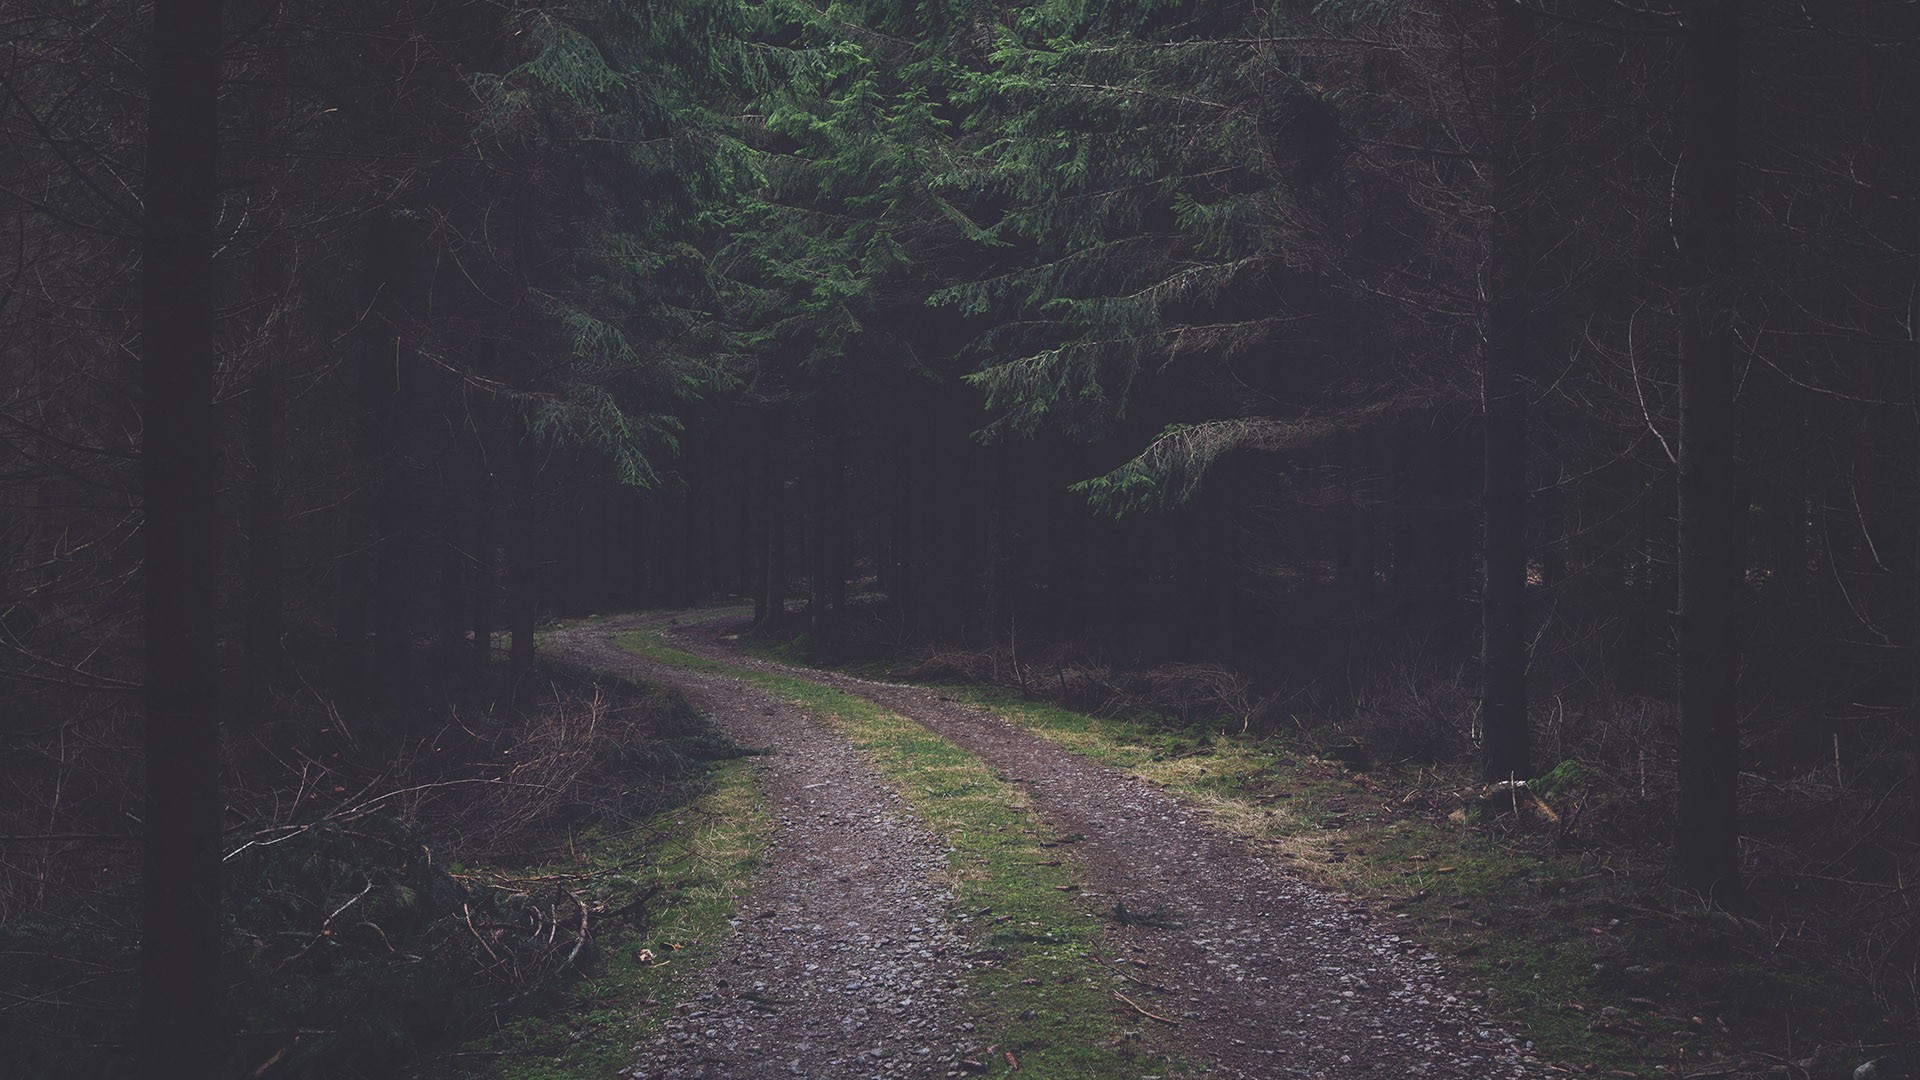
{"left": 548, "top": 614, "right": 1537, "bottom": 1079}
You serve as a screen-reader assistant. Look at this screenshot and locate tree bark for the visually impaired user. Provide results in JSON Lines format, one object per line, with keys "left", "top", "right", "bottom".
{"left": 984, "top": 440, "right": 1009, "bottom": 645}
{"left": 243, "top": 353, "right": 284, "bottom": 676}
{"left": 885, "top": 410, "right": 913, "bottom": 623}
{"left": 472, "top": 438, "right": 497, "bottom": 672}
{"left": 368, "top": 220, "right": 414, "bottom": 698}
{"left": 508, "top": 409, "right": 538, "bottom": 688}
{"left": 1480, "top": 0, "right": 1536, "bottom": 783}
{"left": 762, "top": 408, "right": 788, "bottom": 628}
{"left": 682, "top": 430, "right": 705, "bottom": 607}
{"left": 470, "top": 341, "right": 499, "bottom": 673}
{"left": 137, "top": 0, "right": 226, "bottom": 1073}
{"left": 807, "top": 391, "right": 847, "bottom": 632}
{"left": 1675, "top": 0, "right": 1746, "bottom": 905}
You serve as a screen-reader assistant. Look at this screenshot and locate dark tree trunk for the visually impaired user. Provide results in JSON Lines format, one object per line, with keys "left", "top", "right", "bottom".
{"left": 885, "top": 411, "right": 914, "bottom": 622}
{"left": 368, "top": 221, "right": 415, "bottom": 697}
{"left": 807, "top": 392, "right": 847, "bottom": 631}
{"left": 745, "top": 413, "right": 766, "bottom": 623}
{"left": 137, "top": 0, "right": 226, "bottom": 1074}
{"left": 1911, "top": 409, "right": 1920, "bottom": 835}
{"left": 470, "top": 340, "right": 499, "bottom": 672}
{"left": 984, "top": 440, "right": 1009, "bottom": 645}
{"left": 472, "top": 438, "right": 497, "bottom": 672}
{"left": 824, "top": 406, "right": 847, "bottom": 616}
{"left": 762, "top": 408, "right": 788, "bottom": 628}
{"left": 508, "top": 410, "right": 538, "bottom": 688}
{"left": 637, "top": 490, "right": 659, "bottom": 604}
{"left": 1675, "top": 0, "right": 1747, "bottom": 905}
{"left": 334, "top": 218, "right": 407, "bottom": 698}
{"left": 1344, "top": 429, "right": 1376, "bottom": 606}
{"left": 1480, "top": 0, "right": 1535, "bottom": 783}
{"left": 682, "top": 430, "right": 705, "bottom": 607}
{"left": 1908, "top": 277, "right": 1920, "bottom": 836}
{"left": 439, "top": 518, "right": 465, "bottom": 659}
{"left": 243, "top": 355, "right": 284, "bottom": 676}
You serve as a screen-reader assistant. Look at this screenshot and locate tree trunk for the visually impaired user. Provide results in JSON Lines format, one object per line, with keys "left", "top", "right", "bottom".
{"left": 438, "top": 516, "right": 465, "bottom": 660}
{"left": 745, "top": 413, "right": 766, "bottom": 623}
{"left": 885, "top": 410, "right": 914, "bottom": 623}
{"left": 469, "top": 339, "right": 499, "bottom": 671}
{"left": 508, "top": 409, "right": 538, "bottom": 688}
{"left": 243, "top": 353, "right": 284, "bottom": 676}
{"left": 807, "top": 392, "right": 847, "bottom": 632}
{"left": 472, "top": 435, "right": 496, "bottom": 672}
{"left": 984, "top": 440, "right": 1009, "bottom": 645}
{"left": 824, "top": 404, "right": 847, "bottom": 616}
{"left": 368, "top": 220, "right": 415, "bottom": 699}
{"left": 1675, "top": 0, "right": 1746, "bottom": 905}
{"left": 1344, "top": 428, "right": 1376, "bottom": 606}
{"left": 137, "top": 0, "right": 226, "bottom": 1073}
{"left": 762, "top": 408, "right": 787, "bottom": 628}
{"left": 682, "top": 430, "right": 705, "bottom": 607}
{"left": 1480, "top": 0, "right": 1535, "bottom": 783}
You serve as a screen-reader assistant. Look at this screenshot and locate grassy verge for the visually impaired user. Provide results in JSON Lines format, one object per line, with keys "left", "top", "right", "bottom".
{"left": 712, "top": 621, "right": 1905, "bottom": 1079}
{"left": 887, "top": 686, "right": 1896, "bottom": 1080}
{"left": 433, "top": 746, "right": 771, "bottom": 1080}
{"left": 617, "top": 629, "right": 1190, "bottom": 1079}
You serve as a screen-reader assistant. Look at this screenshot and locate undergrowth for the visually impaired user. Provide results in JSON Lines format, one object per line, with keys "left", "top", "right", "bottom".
{"left": 736, "top": 622, "right": 1917, "bottom": 1080}
{"left": 426, "top": 757, "right": 769, "bottom": 1080}
{"left": 0, "top": 652, "right": 759, "bottom": 1080}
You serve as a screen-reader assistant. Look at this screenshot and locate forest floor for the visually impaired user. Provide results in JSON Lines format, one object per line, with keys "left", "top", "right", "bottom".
{"left": 544, "top": 611, "right": 1540, "bottom": 1079}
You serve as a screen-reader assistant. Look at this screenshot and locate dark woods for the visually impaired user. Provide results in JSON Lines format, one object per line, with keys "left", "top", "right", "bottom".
{"left": 3, "top": 0, "right": 1919, "bottom": 1075}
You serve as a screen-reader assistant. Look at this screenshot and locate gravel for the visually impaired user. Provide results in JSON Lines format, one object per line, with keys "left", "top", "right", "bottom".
{"left": 552, "top": 614, "right": 1544, "bottom": 1079}
{"left": 547, "top": 625, "right": 977, "bottom": 1079}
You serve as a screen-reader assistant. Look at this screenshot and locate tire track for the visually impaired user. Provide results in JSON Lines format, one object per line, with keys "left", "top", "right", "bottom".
{"left": 547, "top": 625, "right": 976, "bottom": 1079}
{"left": 649, "top": 614, "right": 1540, "bottom": 1080}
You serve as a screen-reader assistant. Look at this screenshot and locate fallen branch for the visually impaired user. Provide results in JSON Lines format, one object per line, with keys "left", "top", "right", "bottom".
{"left": 1113, "top": 990, "right": 1180, "bottom": 1025}
{"left": 563, "top": 892, "right": 590, "bottom": 967}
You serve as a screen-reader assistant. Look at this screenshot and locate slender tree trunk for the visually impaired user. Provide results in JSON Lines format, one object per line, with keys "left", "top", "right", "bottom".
{"left": 1908, "top": 278, "right": 1920, "bottom": 836}
{"left": 508, "top": 410, "right": 538, "bottom": 688}
{"left": 438, "top": 516, "right": 464, "bottom": 659}
{"left": 243, "top": 353, "right": 284, "bottom": 676}
{"left": 1675, "top": 0, "right": 1746, "bottom": 904}
{"left": 368, "top": 221, "right": 415, "bottom": 699}
{"left": 745, "top": 412, "right": 766, "bottom": 622}
{"left": 334, "top": 218, "right": 404, "bottom": 698}
{"left": 472, "top": 440, "right": 496, "bottom": 672}
{"left": 469, "top": 340, "right": 499, "bottom": 671}
{"left": 138, "top": 0, "right": 225, "bottom": 1073}
{"left": 807, "top": 392, "right": 847, "bottom": 632}
{"left": 682, "top": 430, "right": 705, "bottom": 607}
{"left": 984, "top": 440, "right": 1009, "bottom": 645}
{"left": 824, "top": 408, "right": 847, "bottom": 616}
{"left": 1345, "top": 429, "right": 1376, "bottom": 605}
{"left": 886, "top": 411, "right": 913, "bottom": 623}
{"left": 1480, "top": 0, "right": 1536, "bottom": 783}
{"left": 633, "top": 490, "right": 656, "bottom": 599}
{"left": 762, "top": 408, "right": 787, "bottom": 628}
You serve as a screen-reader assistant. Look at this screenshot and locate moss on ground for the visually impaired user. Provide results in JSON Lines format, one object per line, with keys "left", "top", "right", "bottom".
{"left": 433, "top": 755, "right": 770, "bottom": 1080}
{"left": 935, "top": 687, "right": 1898, "bottom": 1080}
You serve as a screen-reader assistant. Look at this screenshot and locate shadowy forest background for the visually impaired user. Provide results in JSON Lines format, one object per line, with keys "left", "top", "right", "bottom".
{"left": 4, "top": 0, "right": 1920, "bottom": 1076}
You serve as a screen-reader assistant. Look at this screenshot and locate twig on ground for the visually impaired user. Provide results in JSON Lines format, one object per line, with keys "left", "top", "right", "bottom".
{"left": 1113, "top": 990, "right": 1180, "bottom": 1025}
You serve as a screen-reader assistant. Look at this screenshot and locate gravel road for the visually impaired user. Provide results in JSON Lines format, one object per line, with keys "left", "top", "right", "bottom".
{"left": 550, "top": 613, "right": 1543, "bottom": 1079}
{"left": 548, "top": 624, "right": 977, "bottom": 1080}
